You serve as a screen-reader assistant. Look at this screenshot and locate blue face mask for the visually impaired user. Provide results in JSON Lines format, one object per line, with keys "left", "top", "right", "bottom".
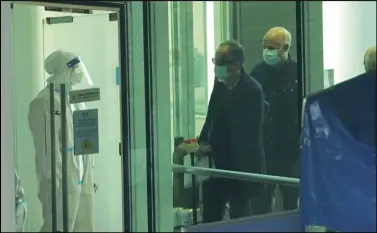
{"left": 263, "top": 49, "right": 281, "bottom": 66}
{"left": 214, "top": 65, "right": 229, "bottom": 81}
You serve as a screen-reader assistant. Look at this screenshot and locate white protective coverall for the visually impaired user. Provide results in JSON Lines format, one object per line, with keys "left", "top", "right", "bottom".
{"left": 15, "top": 170, "right": 28, "bottom": 232}
{"left": 28, "top": 50, "right": 95, "bottom": 232}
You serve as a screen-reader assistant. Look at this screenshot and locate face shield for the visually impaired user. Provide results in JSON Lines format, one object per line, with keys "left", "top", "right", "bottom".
{"left": 66, "top": 56, "right": 94, "bottom": 111}
{"left": 66, "top": 56, "right": 93, "bottom": 88}
{"left": 45, "top": 50, "right": 93, "bottom": 91}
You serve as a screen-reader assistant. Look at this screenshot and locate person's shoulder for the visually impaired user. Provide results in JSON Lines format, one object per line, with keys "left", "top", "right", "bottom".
{"left": 213, "top": 79, "right": 224, "bottom": 90}
{"left": 290, "top": 56, "right": 298, "bottom": 64}
{"left": 29, "top": 89, "right": 45, "bottom": 106}
{"left": 285, "top": 56, "right": 297, "bottom": 68}
{"left": 253, "top": 61, "right": 267, "bottom": 69}
{"left": 289, "top": 57, "right": 298, "bottom": 68}
{"left": 249, "top": 61, "right": 271, "bottom": 84}
{"left": 250, "top": 61, "right": 267, "bottom": 74}
{"left": 29, "top": 88, "right": 58, "bottom": 111}
{"left": 286, "top": 57, "right": 298, "bottom": 78}
{"left": 242, "top": 72, "right": 263, "bottom": 92}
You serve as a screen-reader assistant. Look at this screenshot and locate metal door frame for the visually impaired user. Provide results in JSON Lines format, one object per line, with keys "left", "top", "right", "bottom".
{"left": 142, "top": 2, "right": 157, "bottom": 232}
{"left": 10, "top": 1, "right": 133, "bottom": 231}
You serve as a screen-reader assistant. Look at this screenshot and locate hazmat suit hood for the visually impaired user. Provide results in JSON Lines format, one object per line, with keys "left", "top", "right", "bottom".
{"left": 44, "top": 50, "right": 92, "bottom": 90}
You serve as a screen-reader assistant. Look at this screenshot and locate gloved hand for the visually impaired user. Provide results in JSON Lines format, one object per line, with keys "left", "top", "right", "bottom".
{"left": 195, "top": 144, "right": 212, "bottom": 158}
{"left": 173, "top": 142, "right": 199, "bottom": 164}
{"left": 175, "top": 142, "right": 199, "bottom": 156}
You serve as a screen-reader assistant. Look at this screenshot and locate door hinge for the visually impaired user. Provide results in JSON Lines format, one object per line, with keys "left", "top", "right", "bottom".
{"left": 119, "top": 142, "right": 122, "bottom": 156}
{"left": 109, "top": 12, "right": 118, "bottom": 22}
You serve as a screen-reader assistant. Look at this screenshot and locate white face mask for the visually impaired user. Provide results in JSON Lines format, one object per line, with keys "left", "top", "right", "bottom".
{"left": 214, "top": 65, "right": 229, "bottom": 82}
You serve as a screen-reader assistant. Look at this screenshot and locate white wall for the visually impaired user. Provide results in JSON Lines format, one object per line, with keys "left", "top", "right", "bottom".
{"left": 1, "top": 1, "right": 16, "bottom": 232}
{"left": 323, "top": 1, "right": 376, "bottom": 84}
{"left": 12, "top": 4, "right": 46, "bottom": 231}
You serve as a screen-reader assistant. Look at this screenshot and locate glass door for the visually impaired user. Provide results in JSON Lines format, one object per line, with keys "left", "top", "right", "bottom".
{"left": 41, "top": 13, "right": 124, "bottom": 232}
{"left": 10, "top": 1, "right": 140, "bottom": 232}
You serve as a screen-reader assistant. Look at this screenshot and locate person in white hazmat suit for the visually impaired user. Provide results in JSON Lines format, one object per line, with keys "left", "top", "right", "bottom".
{"left": 28, "top": 50, "right": 95, "bottom": 232}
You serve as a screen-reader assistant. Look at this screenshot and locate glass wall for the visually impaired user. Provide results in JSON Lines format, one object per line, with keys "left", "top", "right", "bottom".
{"left": 168, "top": 1, "right": 213, "bottom": 139}
{"left": 168, "top": 1, "right": 215, "bottom": 225}
{"left": 9, "top": 2, "right": 137, "bottom": 232}
{"left": 166, "top": 1, "right": 375, "bottom": 231}
{"left": 169, "top": 0, "right": 303, "bottom": 230}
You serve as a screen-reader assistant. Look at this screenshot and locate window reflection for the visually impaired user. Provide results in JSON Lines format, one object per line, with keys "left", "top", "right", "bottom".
{"left": 193, "top": 1, "right": 210, "bottom": 137}
{"left": 169, "top": 1, "right": 213, "bottom": 139}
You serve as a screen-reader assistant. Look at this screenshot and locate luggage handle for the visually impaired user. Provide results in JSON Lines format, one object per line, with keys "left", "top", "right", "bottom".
{"left": 190, "top": 152, "right": 198, "bottom": 225}
{"left": 190, "top": 152, "right": 213, "bottom": 225}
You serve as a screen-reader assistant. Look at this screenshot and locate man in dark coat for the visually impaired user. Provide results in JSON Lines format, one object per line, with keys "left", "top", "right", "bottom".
{"left": 197, "top": 40, "right": 266, "bottom": 223}
{"left": 250, "top": 27, "right": 300, "bottom": 212}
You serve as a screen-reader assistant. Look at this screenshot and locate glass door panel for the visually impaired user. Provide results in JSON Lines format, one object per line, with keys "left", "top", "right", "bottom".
{"left": 42, "top": 13, "right": 122, "bottom": 232}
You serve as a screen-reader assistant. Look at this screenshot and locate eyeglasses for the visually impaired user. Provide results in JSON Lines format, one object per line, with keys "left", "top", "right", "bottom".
{"left": 212, "top": 58, "right": 234, "bottom": 66}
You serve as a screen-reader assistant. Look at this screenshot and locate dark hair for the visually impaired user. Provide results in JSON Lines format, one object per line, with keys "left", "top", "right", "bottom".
{"left": 219, "top": 40, "right": 245, "bottom": 62}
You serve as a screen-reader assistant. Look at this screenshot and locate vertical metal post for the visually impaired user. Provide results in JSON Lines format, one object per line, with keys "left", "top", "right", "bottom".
{"left": 190, "top": 153, "right": 198, "bottom": 225}
{"left": 143, "top": 2, "right": 157, "bottom": 232}
{"left": 296, "top": 1, "right": 306, "bottom": 159}
{"left": 49, "top": 83, "right": 58, "bottom": 232}
{"left": 231, "top": 2, "right": 241, "bottom": 41}
{"left": 60, "top": 84, "right": 69, "bottom": 232}
{"left": 296, "top": 2, "right": 306, "bottom": 109}
{"left": 119, "top": 4, "right": 133, "bottom": 232}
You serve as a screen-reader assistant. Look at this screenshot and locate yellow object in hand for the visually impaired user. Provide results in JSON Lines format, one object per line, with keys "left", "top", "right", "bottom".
{"left": 174, "top": 141, "right": 199, "bottom": 160}
{"left": 177, "top": 142, "right": 199, "bottom": 155}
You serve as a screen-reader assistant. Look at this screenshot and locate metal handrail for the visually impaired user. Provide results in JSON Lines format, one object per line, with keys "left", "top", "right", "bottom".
{"left": 172, "top": 164, "right": 299, "bottom": 187}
